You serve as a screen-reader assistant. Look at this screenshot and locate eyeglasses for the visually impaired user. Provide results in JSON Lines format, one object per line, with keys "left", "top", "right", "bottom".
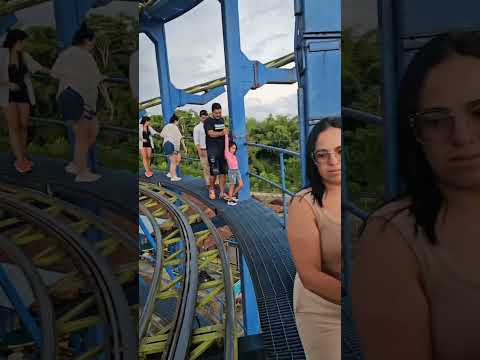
{"left": 312, "top": 147, "right": 342, "bottom": 164}
{"left": 410, "top": 104, "right": 480, "bottom": 144}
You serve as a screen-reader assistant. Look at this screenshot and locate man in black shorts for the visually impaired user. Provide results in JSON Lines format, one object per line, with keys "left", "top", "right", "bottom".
{"left": 204, "top": 102, "right": 228, "bottom": 200}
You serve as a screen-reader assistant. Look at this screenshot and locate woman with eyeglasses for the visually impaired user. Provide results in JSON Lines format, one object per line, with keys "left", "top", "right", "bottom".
{"left": 352, "top": 31, "right": 480, "bottom": 360}
{"left": 287, "top": 118, "right": 341, "bottom": 360}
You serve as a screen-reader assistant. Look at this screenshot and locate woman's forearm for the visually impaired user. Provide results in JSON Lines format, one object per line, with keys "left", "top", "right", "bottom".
{"left": 301, "top": 271, "right": 341, "bottom": 304}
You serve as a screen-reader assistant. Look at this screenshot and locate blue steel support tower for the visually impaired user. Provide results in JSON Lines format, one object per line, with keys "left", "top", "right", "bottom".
{"left": 295, "top": 0, "right": 342, "bottom": 187}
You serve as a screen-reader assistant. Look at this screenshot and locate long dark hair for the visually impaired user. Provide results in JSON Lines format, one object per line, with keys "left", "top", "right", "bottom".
{"left": 382, "top": 31, "right": 480, "bottom": 244}
{"left": 303, "top": 117, "right": 342, "bottom": 207}
{"left": 169, "top": 114, "right": 179, "bottom": 124}
{"left": 72, "top": 23, "right": 95, "bottom": 46}
{"left": 3, "top": 29, "right": 27, "bottom": 66}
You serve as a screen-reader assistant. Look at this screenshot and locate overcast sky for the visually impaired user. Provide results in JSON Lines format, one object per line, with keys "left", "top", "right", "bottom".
{"left": 12, "top": 0, "right": 377, "bottom": 120}
{"left": 140, "top": 0, "right": 299, "bottom": 119}
{"left": 140, "top": 0, "right": 377, "bottom": 119}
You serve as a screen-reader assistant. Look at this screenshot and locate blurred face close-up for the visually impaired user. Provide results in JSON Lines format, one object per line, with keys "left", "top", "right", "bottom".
{"left": 314, "top": 127, "right": 341, "bottom": 186}
{"left": 200, "top": 114, "right": 208, "bottom": 122}
{"left": 86, "top": 37, "right": 95, "bottom": 51}
{"left": 14, "top": 39, "right": 25, "bottom": 52}
{"left": 212, "top": 108, "right": 222, "bottom": 119}
{"left": 418, "top": 54, "right": 480, "bottom": 190}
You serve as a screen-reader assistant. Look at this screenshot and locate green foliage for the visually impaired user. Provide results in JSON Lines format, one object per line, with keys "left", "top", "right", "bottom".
{"left": 343, "top": 29, "right": 385, "bottom": 212}
{"left": 6, "top": 13, "right": 138, "bottom": 171}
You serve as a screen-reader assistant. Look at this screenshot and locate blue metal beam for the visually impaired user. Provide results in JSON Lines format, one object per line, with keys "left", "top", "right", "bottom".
{"left": 295, "top": 0, "right": 341, "bottom": 186}
{"left": 53, "top": 0, "right": 97, "bottom": 49}
{"left": 240, "top": 254, "right": 260, "bottom": 335}
{"left": 139, "top": 216, "right": 157, "bottom": 251}
{"left": 142, "top": 23, "right": 226, "bottom": 123}
{"left": 0, "top": 14, "right": 17, "bottom": 37}
{"left": 219, "top": 0, "right": 253, "bottom": 202}
{"left": 141, "top": 0, "right": 204, "bottom": 24}
{"left": 0, "top": 265, "right": 41, "bottom": 347}
{"left": 254, "top": 61, "right": 297, "bottom": 87}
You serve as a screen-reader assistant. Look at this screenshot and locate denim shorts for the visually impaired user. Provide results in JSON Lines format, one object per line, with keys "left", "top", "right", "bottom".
{"left": 58, "top": 87, "right": 95, "bottom": 122}
{"left": 228, "top": 169, "right": 242, "bottom": 185}
{"left": 164, "top": 141, "right": 174, "bottom": 156}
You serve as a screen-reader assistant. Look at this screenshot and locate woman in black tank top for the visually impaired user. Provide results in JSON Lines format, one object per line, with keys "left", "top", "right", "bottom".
{"left": 3, "top": 29, "right": 44, "bottom": 174}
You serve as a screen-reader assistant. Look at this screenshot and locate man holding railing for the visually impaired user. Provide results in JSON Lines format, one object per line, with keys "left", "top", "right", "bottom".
{"left": 193, "top": 109, "right": 210, "bottom": 187}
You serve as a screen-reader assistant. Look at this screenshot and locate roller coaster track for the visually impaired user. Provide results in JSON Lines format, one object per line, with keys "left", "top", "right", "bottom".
{"left": 138, "top": 182, "right": 238, "bottom": 360}
{"left": 0, "top": 182, "right": 137, "bottom": 359}
{"left": 139, "top": 52, "right": 295, "bottom": 110}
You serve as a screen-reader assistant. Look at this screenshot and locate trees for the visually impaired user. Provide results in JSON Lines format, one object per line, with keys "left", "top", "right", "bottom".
{"left": 0, "top": 14, "right": 139, "bottom": 171}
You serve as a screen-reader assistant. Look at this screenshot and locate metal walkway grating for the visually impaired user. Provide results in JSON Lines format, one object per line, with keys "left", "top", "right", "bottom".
{"left": 0, "top": 153, "right": 137, "bottom": 217}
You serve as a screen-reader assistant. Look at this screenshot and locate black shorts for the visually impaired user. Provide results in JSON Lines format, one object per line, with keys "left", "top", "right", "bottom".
{"left": 142, "top": 140, "right": 152, "bottom": 149}
{"left": 208, "top": 153, "right": 227, "bottom": 176}
{"left": 9, "top": 87, "right": 30, "bottom": 104}
{"left": 58, "top": 87, "right": 95, "bottom": 122}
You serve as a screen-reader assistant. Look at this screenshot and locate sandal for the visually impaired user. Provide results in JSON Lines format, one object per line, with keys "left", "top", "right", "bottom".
{"left": 209, "top": 189, "right": 216, "bottom": 200}
{"left": 145, "top": 171, "right": 154, "bottom": 178}
{"left": 14, "top": 160, "right": 31, "bottom": 174}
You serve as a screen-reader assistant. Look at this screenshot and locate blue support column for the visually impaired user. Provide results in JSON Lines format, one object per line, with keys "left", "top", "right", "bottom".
{"left": 144, "top": 23, "right": 225, "bottom": 176}
{"left": 279, "top": 153, "right": 288, "bottom": 226}
{"left": 139, "top": 216, "right": 157, "bottom": 251}
{"left": 295, "top": 0, "right": 341, "bottom": 182}
{"left": 0, "top": 265, "right": 41, "bottom": 347}
{"left": 378, "top": 0, "right": 400, "bottom": 200}
{"left": 53, "top": 0, "right": 96, "bottom": 49}
{"left": 146, "top": 22, "right": 177, "bottom": 123}
{"left": 0, "top": 14, "right": 17, "bottom": 36}
{"left": 219, "top": 0, "right": 253, "bottom": 201}
{"left": 240, "top": 255, "right": 260, "bottom": 335}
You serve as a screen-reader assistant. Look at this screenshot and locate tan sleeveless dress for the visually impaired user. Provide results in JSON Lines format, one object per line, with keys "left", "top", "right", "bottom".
{"left": 292, "top": 188, "right": 341, "bottom": 360}
{"left": 371, "top": 199, "right": 480, "bottom": 360}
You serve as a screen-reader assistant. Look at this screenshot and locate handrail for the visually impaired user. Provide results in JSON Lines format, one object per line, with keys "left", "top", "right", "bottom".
{"left": 344, "top": 201, "right": 368, "bottom": 221}
{"left": 30, "top": 116, "right": 137, "bottom": 135}
{"left": 246, "top": 142, "right": 299, "bottom": 225}
{"left": 248, "top": 172, "right": 295, "bottom": 197}
{"left": 342, "top": 107, "right": 384, "bottom": 126}
{"left": 246, "top": 142, "right": 300, "bottom": 157}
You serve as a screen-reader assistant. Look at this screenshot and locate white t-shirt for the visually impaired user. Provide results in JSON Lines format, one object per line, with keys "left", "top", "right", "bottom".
{"left": 160, "top": 123, "right": 183, "bottom": 147}
{"left": 50, "top": 46, "right": 103, "bottom": 111}
{"left": 193, "top": 122, "right": 206, "bottom": 149}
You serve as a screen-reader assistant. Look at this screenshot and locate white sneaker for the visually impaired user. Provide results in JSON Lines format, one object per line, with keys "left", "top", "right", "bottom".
{"left": 166, "top": 173, "right": 171, "bottom": 178}
{"left": 65, "top": 162, "right": 77, "bottom": 175}
{"left": 171, "top": 176, "right": 182, "bottom": 182}
{"left": 75, "top": 173, "right": 102, "bottom": 183}
{"left": 227, "top": 200, "right": 237, "bottom": 206}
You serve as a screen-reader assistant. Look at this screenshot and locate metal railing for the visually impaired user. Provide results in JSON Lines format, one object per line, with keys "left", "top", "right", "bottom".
{"left": 342, "top": 107, "right": 384, "bottom": 295}
{"left": 341, "top": 107, "right": 384, "bottom": 223}
{"left": 246, "top": 142, "right": 300, "bottom": 226}
{"left": 147, "top": 135, "right": 300, "bottom": 224}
